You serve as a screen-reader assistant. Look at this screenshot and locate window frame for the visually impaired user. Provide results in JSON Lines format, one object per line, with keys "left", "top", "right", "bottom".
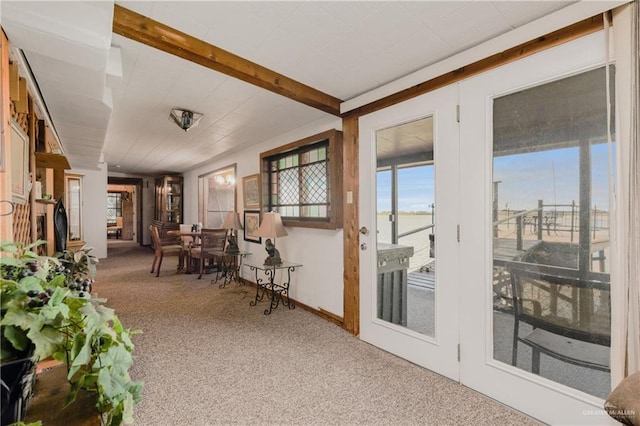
{"left": 260, "top": 129, "right": 343, "bottom": 230}
{"left": 197, "top": 163, "right": 237, "bottom": 228}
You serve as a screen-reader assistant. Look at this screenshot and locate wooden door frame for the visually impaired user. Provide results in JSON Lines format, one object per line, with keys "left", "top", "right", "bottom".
{"left": 107, "top": 177, "right": 143, "bottom": 244}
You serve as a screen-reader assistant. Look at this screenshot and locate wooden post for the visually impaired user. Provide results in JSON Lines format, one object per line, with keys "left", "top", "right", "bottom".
{"left": 516, "top": 215, "right": 523, "bottom": 251}
{"left": 537, "top": 199, "right": 543, "bottom": 241}
{"left": 342, "top": 115, "right": 359, "bottom": 335}
{"left": 570, "top": 200, "right": 576, "bottom": 243}
{"left": 29, "top": 97, "right": 37, "bottom": 245}
{"left": 578, "top": 139, "right": 591, "bottom": 276}
{"left": 493, "top": 181, "right": 501, "bottom": 238}
{"left": 0, "top": 33, "right": 12, "bottom": 242}
{"left": 578, "top": 138, "right": 591, "bottom": 328}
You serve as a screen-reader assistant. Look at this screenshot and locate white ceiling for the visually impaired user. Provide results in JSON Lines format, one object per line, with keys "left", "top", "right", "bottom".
{"left": 2, "top": 1, "right": 614, "bottom": 176}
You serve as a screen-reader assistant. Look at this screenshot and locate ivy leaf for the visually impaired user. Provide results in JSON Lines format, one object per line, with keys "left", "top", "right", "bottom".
{"left": 94, "top": 304, "right": 115, "bottom": 323}
{"left": 1, "top": 257, "right": 21, "bottom": 266}
{"left": 1, "top": 241, "right": 19, "bottom": 252}
{"left": 98, "top": 367, "right": 114, "bottom": 398}
{"left": 17, "top": 276, "right": 44, "bottom": 292}
{"left": 39, "top": 302, "right": 67, "bottom": 322}
{"left": 28, "top": 325, "right": 64, "bottom": 360}
{"left": 3, "top": 324, "right": 30, "bottom": 352}
{"left": 49, "top": 287, "right": 70, "bottom": 306}
{"left": 1, "top": 309, "right": 39, "bottom": 330}
{"left": 70, "top": 335, "right": 92, "bottom": 368}
{"left": 24, "top": 239, "right": 47, "bottom": 252}
{"left": 46, "top": 274, "right": 66, "bottom": 288}
{"left": 129, "top": 380, "right": 144, "bottom": 404}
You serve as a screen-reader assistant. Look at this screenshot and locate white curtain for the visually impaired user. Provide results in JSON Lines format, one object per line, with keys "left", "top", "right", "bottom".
{"left": 611, "top": 0, "right": 640, "bottom": 387}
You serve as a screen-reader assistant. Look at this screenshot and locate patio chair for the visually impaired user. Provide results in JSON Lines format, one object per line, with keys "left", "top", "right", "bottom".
{"left": 149, "top": 225, "right": 184, "bottom": 277}
{"left": 508, "top": 262, "right": 610, "bottom": 373}
{"left": 189, "top": 228, "right": 227, "bottom": 279}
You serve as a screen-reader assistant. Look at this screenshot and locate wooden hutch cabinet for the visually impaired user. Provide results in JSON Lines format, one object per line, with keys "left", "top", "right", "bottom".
{"left": 153, "top": 175, "right": 183, "bottom": 238}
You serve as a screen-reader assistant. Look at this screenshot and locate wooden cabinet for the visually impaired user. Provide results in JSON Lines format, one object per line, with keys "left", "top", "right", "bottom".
{"left": 154, "top": 175, "right": 183, "bottom": 224}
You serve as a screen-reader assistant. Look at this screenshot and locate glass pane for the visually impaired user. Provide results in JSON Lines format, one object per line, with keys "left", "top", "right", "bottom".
{"left": 168, "top": 182, "right": 181, "bottom": 195}
{"left": 279, "top": 168, "right": 299, "bottom": 205}
{"left": 106, "top": 194, "right": 118, "bottom": 223}
{"left": 376, "top": 116, "right": 434, "bottom": 337}
{"left": 318, "top": 147, "right": 326, "bottom": 161}
{"left": 300, "top": 151, "right": 309, "bottom": 165}
{"left": 398, "top": 166, "right": 434, "bottom": 272}
{"left": 206, "top": 212, "right": 225, "bottom": 228}
{"left": 377, "top": 170, "right": 392, "bottom": 244}
{"left": 301, "top": 163, "right": 327, "bottom": 205}
{"left": 206, "top": 175, "right": 233, "bottom": 221}
{"left": 201, "top": 166, "right": 235, "bottom": 228}
{"left": 492, "top": 67, "right": 613, "bottom": 398}
{"left": 68, "top": 178, "right": 81, "bottom": 241}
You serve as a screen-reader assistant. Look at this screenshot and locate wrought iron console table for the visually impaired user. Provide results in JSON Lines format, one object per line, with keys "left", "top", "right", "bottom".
{"left": 210, "top": 251, "right": 252, "bottom": 288}
{"left": 245, "top": 260, "right": 302, "bottom": 315}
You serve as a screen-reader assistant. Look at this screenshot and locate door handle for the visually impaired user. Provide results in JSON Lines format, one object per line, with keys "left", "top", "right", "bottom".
{"left": 359, "top": 226, "right": 369, "bottom": 236}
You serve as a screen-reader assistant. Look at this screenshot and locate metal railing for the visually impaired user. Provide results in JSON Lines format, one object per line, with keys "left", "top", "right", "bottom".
{"left": 493, "top": 200, "right": 610, "bottom": 251}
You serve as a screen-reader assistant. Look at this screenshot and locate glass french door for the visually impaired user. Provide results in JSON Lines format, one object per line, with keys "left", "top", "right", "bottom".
{"left": 459, "top": 32, "right": 614, "bottom": 424}
{"left": 359, "top": 84, "right": 459, "bottom": 380}
{"left": 359, "top": 30, "right": 616, "bottom": 424}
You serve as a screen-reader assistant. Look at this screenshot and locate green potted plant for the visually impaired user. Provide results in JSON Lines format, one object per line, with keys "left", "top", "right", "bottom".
{"left": 1, "top": 241, "right": 143, "bottom": 425}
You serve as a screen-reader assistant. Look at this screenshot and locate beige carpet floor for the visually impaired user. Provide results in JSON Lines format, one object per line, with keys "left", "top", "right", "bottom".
{"left": 95, "top": 241, "right": 540, "bottom": 426}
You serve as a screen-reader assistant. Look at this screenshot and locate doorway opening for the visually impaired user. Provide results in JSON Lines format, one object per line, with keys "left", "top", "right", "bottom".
{"left": 107, "top": 177, "right": 143, "bottom": 245}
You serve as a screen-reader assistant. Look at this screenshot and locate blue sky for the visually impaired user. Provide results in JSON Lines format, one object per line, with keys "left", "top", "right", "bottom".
{"left": 377, "top": 143, "right": 613, "bottom": 212}
{"left": 377, "top": 166, "right": 434, "bottom": 212}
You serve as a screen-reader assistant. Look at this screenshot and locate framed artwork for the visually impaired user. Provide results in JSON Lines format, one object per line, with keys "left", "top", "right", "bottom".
{"left": 10, "top": 119, "right": 29, "bottom": 204}
{"left": 242, "top": 173, "right": 260, "bottom": 209}
{"left": 243, "top": 210, "right": 262, "bottom": 244}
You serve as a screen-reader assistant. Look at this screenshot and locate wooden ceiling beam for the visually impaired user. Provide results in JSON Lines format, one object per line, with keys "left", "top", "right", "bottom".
{"left": 344, "top": 14, "right": 605, "bottom": 119}
{"left": 113, "top": 4, "right": 342, "bottom": 117}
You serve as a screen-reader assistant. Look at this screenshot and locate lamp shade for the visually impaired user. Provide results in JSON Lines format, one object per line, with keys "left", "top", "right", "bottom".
{"left": 254, "top": 212, "right": 288, "bottom": 238}
{"left": 221, "top": 211, "right": 243, "bottom": 230}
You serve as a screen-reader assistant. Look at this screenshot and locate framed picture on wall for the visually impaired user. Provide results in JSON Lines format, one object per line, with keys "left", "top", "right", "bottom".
{"left": 10, "top": 119, "right": 29, "bottom": 204}
{"left": 243, "top": 210, "right": 262, "bottom": 244}
{"left": 242, "top": 174, "right": 260, "bottom": 209}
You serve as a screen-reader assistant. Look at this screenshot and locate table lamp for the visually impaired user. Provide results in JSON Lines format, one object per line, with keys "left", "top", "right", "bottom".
{"left": 254, "top": 212, "right": 288, "bottom": 265}
{"left": 222, "top": 211, "right": 243, "bottom": 254}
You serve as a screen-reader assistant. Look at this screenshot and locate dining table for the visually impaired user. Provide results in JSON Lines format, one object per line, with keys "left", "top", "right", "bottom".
{"left": 167, "top": 229, "right": 202, "bottom": 272}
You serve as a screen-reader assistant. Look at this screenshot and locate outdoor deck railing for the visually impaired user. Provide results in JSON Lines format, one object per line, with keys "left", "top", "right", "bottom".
{"left": 493, "top": 199, "right": 610, "bottom": 251}
{"left": 398, "top": 223, "right": 434, "bottom": 271}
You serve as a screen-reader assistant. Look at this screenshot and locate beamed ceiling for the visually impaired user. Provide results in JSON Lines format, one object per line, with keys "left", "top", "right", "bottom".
{"left": 0, "top": 1, "right": 622, "bottom": 175}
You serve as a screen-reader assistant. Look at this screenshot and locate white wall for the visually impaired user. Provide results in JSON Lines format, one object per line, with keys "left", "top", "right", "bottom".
{"left": 73, "top": 165, "right": 108, "bottom": 259}
{"left": 183, "top": 116, "right": 345, "bottom": 316}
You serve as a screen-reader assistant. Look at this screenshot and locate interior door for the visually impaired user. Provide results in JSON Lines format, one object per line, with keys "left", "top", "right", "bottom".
{"left": 458, "top": 32, "right": 615, "bottom": 424}
{"left": 359, "top": 85, "right": 459, "bottom": 380}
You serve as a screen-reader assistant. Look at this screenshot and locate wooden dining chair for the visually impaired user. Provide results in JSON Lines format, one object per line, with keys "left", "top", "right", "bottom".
{"left": 149, "top": 225, "right": 184, "bottom": 277}
{"left": 189, "top": 228, "right": 227, "bottom": 279}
